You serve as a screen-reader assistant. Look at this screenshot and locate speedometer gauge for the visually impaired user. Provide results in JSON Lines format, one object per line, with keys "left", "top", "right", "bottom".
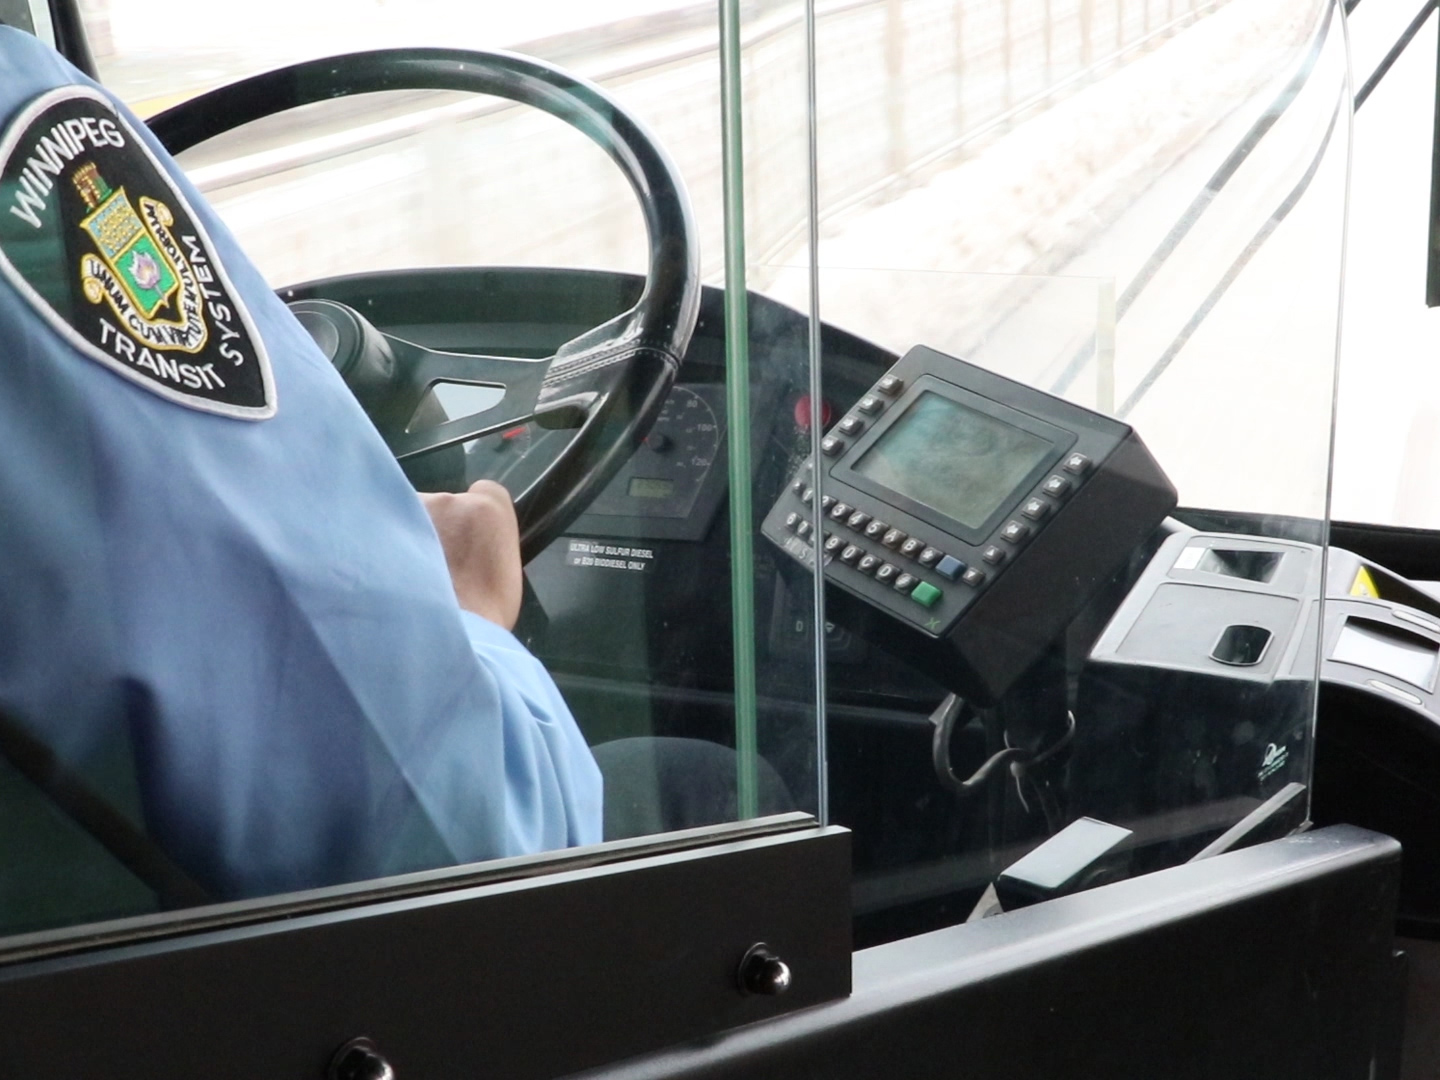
{"left": 586, "top": 385, "right": 723, "bottom": 521}
{"left": 564, "top": 383, "right": 730, "bottom": 541}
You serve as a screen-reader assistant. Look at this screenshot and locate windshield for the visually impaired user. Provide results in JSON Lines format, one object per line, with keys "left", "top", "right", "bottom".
{"left": 0, "top": 0, "right": 1347, "bottom": 954}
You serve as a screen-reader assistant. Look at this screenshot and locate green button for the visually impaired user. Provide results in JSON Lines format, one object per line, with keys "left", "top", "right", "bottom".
{"left": 911, "top": 581, "right": 942, "bottom": 608}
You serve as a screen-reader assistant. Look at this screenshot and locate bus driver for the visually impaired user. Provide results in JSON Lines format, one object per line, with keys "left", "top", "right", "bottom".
{"left": 0, "top": 26, "right": 602, "bottom": 901}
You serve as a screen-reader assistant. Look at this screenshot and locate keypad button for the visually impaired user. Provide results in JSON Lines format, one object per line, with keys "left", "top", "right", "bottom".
{"left": 962, "top": 566, "right": 988, "bottom": 587}
{"left": 784, "top": 511, "right": 800, "bottom": 531}
{"left": 821, "top": 436, "right": 844, "bottom": 456}
{"left": 857, "top": 554, "right": 881, "bottom": 575}
{"left": 790, "top": 476, "right": 806, "bottom": 494}
{"left": 893, "top": 573, "right": 918, "bottom": 594}
{"left": 877, "top": 374, "right": 904, "bottom": 396}
{"left": 910, "top": 582, "right": 942, "bottom": 608}
{"left": 800, "top": 486, "right": 814, "bottom": 505}
{"left": 823, "top": 535, "right": 845, "bottom": 555}
{"left": 838, "top": 416, "right": 865, "bottom": 436}
{"left": 829, "top": 502, "right": 852, "bottom": 521}
{"left": 918, "top": 546, "right": 942, "bottom": 567}
{"left": 857, "top": 395, "right": 884, "bottom": 415}
{"left": 840, "top": 544, "right": 862, "bottom": 565}
{"left": 1000, "top": 520, "right": 1030, "bottom": 544}
{"left": 1063, "top": 452, "right": 1091, "bottom": 475}
{"left": 935, "top": 555, "right": 966, "bottom": 580}
{"left": 899, "top": 537, "right": 925, "bottom": 559}
{"left": 846, "top": 513, "right": 870, "bottom": 532}
{"left": 1042, "top": 475, "right": 1071, "bottom": 499}
{"left": 982, "top": 545, "right": 1007, "bottom": 565}
{"left": 821, "top": 495, "right": 836, "bottom": 512}
{"left": 875, "top": 563, "right": 899, "bottom": 584}
{"left": 882, "top": 528, "right": 907, "bottom": 549}
{"left": 864, "top": 520, "right": 888, "bottom": 540}
{"left": 1021, "top": 497, "right": 1050, "bottom": 521}
{"left": 796, "top": 521, "right": 814, "bottom": 541}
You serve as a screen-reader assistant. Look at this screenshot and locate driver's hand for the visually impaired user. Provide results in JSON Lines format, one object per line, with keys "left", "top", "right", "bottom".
{"left": 419, "top": 480, "right": 523, "bottom": 630}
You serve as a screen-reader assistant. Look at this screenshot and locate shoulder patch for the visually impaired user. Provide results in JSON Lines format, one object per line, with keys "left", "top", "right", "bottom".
{"left": 0, "top": 86, "right": 275, "bottom": 419}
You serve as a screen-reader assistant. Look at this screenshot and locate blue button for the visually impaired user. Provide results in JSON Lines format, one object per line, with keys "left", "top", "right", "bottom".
{"left": 935, "top": 555, "right": 966, "bottom": 581}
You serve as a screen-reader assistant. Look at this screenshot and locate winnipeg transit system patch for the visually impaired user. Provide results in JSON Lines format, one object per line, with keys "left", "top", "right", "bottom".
{"left": 0, "top": 87, "right": 275, "bottom": 419}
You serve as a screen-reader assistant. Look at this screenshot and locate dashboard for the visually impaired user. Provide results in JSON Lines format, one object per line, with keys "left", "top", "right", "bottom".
{"left": 281, "top": 262, "right": 1440, "bottom": 945}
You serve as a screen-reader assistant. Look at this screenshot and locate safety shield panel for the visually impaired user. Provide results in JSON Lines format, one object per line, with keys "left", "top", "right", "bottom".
{"left": 757, "top": 0, "right": 1349, "bottom": 943}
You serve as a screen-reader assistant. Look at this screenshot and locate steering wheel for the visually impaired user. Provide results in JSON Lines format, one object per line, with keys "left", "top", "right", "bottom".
{"left": 148, "top": 48, "right": 700, "bottom": 562}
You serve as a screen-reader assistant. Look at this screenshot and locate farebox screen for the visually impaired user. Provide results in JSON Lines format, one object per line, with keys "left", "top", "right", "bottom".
{"left": 853, "top": 391, "right": 1053, "bottom": 531}
{"left": 1332, "top": 618, "right": 1439, "bottom": 689}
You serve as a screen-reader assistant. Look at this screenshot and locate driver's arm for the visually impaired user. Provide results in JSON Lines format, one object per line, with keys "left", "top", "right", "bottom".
{"left": 417, "top": 478, "right": 604, "bottom": 855}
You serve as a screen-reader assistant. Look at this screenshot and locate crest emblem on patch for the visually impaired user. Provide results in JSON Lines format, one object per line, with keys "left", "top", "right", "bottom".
{"left": 0, "top": 86, "right": 274, "bottom": 419}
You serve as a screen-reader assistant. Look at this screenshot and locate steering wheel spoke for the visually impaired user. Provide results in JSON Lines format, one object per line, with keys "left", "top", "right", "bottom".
{"left": 388, "top": 337, "right": 552, "bottom": 457}
{"left": 400, "top": 342, "right": 550, "bottom": 397}
{"left": 386, "top": 384, "right": 544, "bottom": 461}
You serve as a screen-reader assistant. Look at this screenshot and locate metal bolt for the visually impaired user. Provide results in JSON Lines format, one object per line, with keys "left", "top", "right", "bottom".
{"left": 328, "top": 1037, "right": 395, "bottom": 1080}
{"left": 738, "top": 943, "right": 792, "bottom": 996}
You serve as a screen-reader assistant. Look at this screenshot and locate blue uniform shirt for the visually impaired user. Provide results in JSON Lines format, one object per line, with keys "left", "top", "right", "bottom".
{"left": 0, "top": 28, "right": 602, "bottom": 899}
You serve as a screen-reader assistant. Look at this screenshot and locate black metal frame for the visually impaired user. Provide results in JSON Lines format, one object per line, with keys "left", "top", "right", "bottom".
{"left": 45, "top": 0, "right": 93, "bottom": 76}
{"left": 579, "top": 826, "right": 1405, "bottom": 1080}
{"left": 0, "top": 824, "right": 852, "bottom": 1079}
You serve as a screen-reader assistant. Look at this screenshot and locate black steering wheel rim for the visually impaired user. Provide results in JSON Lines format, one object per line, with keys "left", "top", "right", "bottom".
{"left": 148, "top": 47, "right": 700, "bottom": 561}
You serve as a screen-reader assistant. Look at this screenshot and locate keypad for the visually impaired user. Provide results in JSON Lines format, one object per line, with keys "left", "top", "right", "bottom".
{"left": 772, "top": 365, "right": 1112, "bottom": 643}
{"left": 778, "top": 421, "right": 1094, "bottom": 627}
